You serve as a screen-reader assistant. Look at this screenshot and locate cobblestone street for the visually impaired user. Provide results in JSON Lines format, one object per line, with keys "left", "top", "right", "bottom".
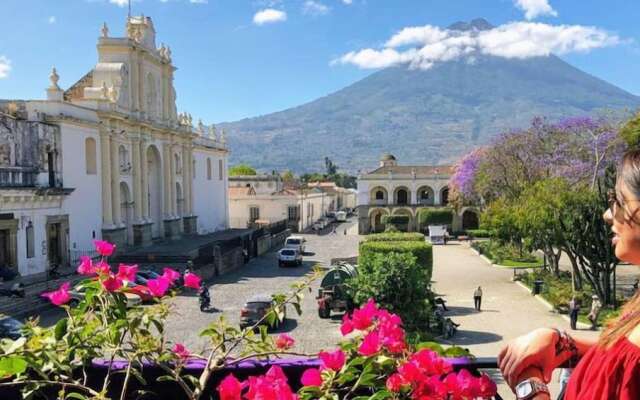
{"left": 162, "top": 219, "right": 361, "bottom": 354}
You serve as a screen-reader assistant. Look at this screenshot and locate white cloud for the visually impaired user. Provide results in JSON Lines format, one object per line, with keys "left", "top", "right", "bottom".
{"left": 302, "top": 0, "right": 329, "bottom": 16}
{"left": 109, "top": 0, "right": 128, "bottom": 7}
{"left": 515, "top": 0, "right": 558, "bottom": 20}
{"left": 334, "top": 21, "right": 621, "bottom": 70}
{"left": 0, "top": 56, "right": 11, "bottom": 79}
{"left": 342, "top": 0, "right": 352, "bottom": 3}
{"left": 190, "top": 0, "right": 208, "bottom": 3}
{"left": 253, "top": 8, "right": 287, "bottom": 25}
{"left": 48, "top": 16, "right": 56, "bottom": 24}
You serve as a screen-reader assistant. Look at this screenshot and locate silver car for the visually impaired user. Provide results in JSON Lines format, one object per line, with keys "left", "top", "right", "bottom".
{"left": 278, "top": 248, "right": 302, "bottom": 267}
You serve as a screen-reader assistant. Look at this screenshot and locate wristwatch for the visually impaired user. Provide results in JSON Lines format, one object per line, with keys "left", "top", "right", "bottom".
{"left": 515, "top": 379, "right": 549, "bottom": 399}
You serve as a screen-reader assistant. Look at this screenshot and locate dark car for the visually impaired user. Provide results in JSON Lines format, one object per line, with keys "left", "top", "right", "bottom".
{"left": 0, "top": 317, "right": 24, "bottom": 340}
{"left": 239, "top": 295, "right": 286, "bottom": 330}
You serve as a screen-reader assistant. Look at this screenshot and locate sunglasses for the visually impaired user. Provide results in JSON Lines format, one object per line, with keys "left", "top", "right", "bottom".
{"left": 607, "top": 189, "right": 640, "bottom": 223}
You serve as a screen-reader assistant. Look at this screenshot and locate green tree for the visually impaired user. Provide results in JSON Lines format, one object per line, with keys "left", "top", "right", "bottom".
{"left": 349, "top": 252, "right": 431, "bottom": 331}
{"left": 620, "top": 112, "right": 640, "bottom": 149}
{"left": 229, "top": 163, "right": 257, "bottom": 176}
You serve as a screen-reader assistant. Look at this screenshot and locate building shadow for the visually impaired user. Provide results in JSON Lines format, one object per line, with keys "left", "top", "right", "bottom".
{"left": 272, "top": 317, "right": 298, "bottom": 333}
{"left": 445, "top": 306, "right": 477, "bottom": 316}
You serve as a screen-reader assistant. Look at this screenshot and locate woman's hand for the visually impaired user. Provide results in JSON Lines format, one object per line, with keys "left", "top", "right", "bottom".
{"left": 498, "top": 328, "right": 560, "bottom": 388}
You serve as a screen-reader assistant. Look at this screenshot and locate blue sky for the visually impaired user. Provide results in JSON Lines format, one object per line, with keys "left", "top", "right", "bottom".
{"left": 0, "top": 0, "right": 638, "bottom": 124}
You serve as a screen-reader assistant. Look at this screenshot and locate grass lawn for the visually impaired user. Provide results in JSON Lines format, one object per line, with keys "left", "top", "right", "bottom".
{"left": 499, "top": 259, "right": 544, "bottom": 268}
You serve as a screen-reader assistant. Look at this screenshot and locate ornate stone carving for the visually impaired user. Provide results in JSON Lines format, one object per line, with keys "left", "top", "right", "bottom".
{"left": 49, "top": 67, "right": 60, "bottom": 90}
{"left": 101, "top": 22, "right": 109, "bottom": 38}
{"left": 208, "top": 124, "right": 217, "bottom": 140}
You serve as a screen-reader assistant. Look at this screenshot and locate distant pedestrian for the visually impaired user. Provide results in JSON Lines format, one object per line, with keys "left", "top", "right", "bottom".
{"left": 473, "top": 286, "right": 483, "bottom": 311}
{"left": 569, "top": 296, "right": 580, "bottom": 330}
{"left": 588, "top": 294, "right": 602, "bottom": 330}
{"left": 331, "top": 226, "right": 337, "bottom": 235}
{"left": 343, "top": 228, "right": 347, "bottom": 235}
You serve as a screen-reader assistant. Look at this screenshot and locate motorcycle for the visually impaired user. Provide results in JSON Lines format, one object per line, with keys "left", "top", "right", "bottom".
{"left": 199, "top": 287, "right": 211, "bottom": 312}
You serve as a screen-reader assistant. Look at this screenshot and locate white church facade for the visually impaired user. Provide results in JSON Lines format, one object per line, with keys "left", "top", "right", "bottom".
{"left": 0, "top": 16, "right": 229, "bottom": 278}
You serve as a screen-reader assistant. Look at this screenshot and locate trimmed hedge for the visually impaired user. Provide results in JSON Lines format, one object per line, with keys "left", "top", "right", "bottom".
{"left": 417, "top": 208, "right": 453, "bottom": 227}
{"left": 365, "top": 232, "right": 425, "bottom": 242}
{"left": 466, "top": 229, "right": 493, "bottom": 238}
{"left": 381, "top": 215, "right": 410, "bottom": 225}
{"left": 359, "top": 240, "right": 433, "bottom": 282}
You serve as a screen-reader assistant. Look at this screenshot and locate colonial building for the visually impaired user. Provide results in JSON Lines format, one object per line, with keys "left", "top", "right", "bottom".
{"left": 0, "top": 16, "right": 229, "bottom": 278}
{"left": 228, "top": 175, "right": 334, "bottom": 232}
{"left": 306, "top": 182, "right": 357, "bottom": 211}
{"left": 357, "top": 154, "right": 479, "bottom": 234}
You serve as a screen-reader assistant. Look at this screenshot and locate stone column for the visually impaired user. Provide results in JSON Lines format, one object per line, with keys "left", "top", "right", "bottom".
{"left": 170, "top": 145, "right": 177, "bottom": 216}
{"left": 100, "top": 132, "right": 113, "bottom": 227}
{"left": 132, "top": 137, "right": 142, "bottom": 222}
{"left": 162, "top": 143, "right": 171, "bottom": 218}
{"left": 182, "top": 145, "right": 190, "bottom": 215}
{"left": 188, "top": 150, "right": 194, "bottom": 214}
{"left": 111, "top": 135, "right": 122, "bottom": 226}
{"left": 140, "top": 139, "right": 149, "bottom": 220}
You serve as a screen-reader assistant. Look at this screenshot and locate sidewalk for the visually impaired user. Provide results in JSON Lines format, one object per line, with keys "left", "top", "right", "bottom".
{"left": 432, "top": 242, "right": 600, "bottom": 398}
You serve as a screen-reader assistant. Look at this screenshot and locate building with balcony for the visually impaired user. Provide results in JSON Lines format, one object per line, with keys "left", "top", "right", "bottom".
{"left": 0, "top": 16, "right": 229, "bottom": 278}
{"left": 356, "top": 154, "right": 479, "bottom": 234}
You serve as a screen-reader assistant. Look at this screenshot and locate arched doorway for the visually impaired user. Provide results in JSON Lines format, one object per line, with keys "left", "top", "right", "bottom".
{"left": 392, "top": 208, "right": 413, "bottom": 232}
{"left": 146, "top": 145, "right": 163, "bottom": 238}
{"left": 394, "top": 186, "right": 409, "bottom": 205}
{"left": 462, "top": 210, "right": 479, "bottom": 230}
{"left": 369, "top": 208, "right": 388, "bottom": 233}
{"left": 417, "top": 186, "right": 434, "bottom": 205}
{"left": 440, "top": 187, "right": 450, "bottom": 206}
{"left": 120, "top": 182, "right": 133, "bottom": 245}
{"left": 369, "top": 186, "right": 388, "bottom": 205}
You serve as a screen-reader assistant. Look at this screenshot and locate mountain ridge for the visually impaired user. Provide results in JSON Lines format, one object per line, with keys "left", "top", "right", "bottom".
{"left": 220, "top": 53, "right": 640, "bottom": 174}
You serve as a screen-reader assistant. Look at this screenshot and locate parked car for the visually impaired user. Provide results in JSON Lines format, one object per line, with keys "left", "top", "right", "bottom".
{"left": 239, "top": 295, "right": 286, "bottom": 330}
{"left": 284, "top": 236, "right": 306, "bottom": 253}
{"left": 0, "top": 316, "right": 24, "bottom": 339}
{"left": 336, "top": 211, "right": 347, "bottom": 222}
{"left": 123, "top": 281, "right": 154, "bottom": 303}
{"left": 278, "top": 248, "right": 303, "bottom": 267}
{"left": 69, "top": 285, "right": 142, "bottom": 308}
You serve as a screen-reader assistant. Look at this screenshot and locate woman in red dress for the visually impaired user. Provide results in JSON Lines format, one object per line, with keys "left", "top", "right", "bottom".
{"left": 498, "top": 150, "right": 640, "bottom": 400}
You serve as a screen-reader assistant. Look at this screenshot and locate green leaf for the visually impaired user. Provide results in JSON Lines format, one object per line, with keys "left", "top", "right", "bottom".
{"left": 54, "top": 318, "right": 68, "bottom": 340}
{"left": 259, "top": 325, "right": 268, "bottom": 342}
{"left": 0, "top": 356, "right": 28, "bottom": 376}
{"left": 442, "top": 346, "right": 472, "bottom": 358}
{"left": 130, "top": 368, "right": 148, "bottom": 386}
{"left": 183, "top": 374, "right": 201, "bottom": 390}
{"left": 65, "top": 393, "right": 88, "bottom": 400}
{"left": 368, "top": 390, "right": 392, "bottom": 400}
{"left": 157, "top": 375, "right": 176, "bottom": 382}
{"left": 415, "top": 342, "right": 444, "bottom": 354}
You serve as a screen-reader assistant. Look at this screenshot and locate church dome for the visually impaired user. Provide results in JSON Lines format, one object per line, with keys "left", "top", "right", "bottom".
{"left": 381, "top": 154, "right": 396, "bottom": 161}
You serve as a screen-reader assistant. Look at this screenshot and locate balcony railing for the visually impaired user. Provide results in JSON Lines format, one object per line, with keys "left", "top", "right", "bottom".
{"left": 0, "top": 167, "right": 38, "bottom": 187}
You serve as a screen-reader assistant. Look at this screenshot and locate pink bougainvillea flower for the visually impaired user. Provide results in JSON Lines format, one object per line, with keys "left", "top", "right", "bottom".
{"left": 94, "top": 240, "right": 115, "bottom": 257}
{"left": 340, "top": 313, "right": 354, "bottom": 336}
{"left": 385, "top": 373, "right": 406, "bottom": 393}
{"left": 217, "top": 374, "right": 243, "bottom": 400}
{"left": 275, "top": 333, "right": 295, "bottom": 350}
{"left": 102, "top": 275, "right": 123, "bottom": 292}
{"left": 358, "top": 330, "right": 381, "bottom": 356}
{"left": 172, "top": 343, "right": 190, "bottom": 360}
{"left": 477, "top": 373, "right": 498, "bottom": 397}
{"left": 244, "top": 366, "right": 297, "bottom": 400}
{"left": 77, "top": 256, "right": 94, "bottom": 275}
{"left": 318, "top": 349, "right": 346, "bottom": 371}
{"left": 41, "top": 282, "right": 71, "bottom": 306}
{"left": 301, "top": 368, "right": 323, "bottom": 387}
{"left": 162, "top": 267, "right": 181, "bottom": 284}
{"left": 94, "top": 260, "right": 111, "bottom": 275}
{"left": 351, "top": 298, "right": 378, "bottom": 330}
{"left": 147, "top": 276, "right": 170, "bottom": 297}
{"left": 117, "top": 264, "right": 138, "bottom": 282}
{"left": 183, "top": 272, "right": 202, "bottom": 289}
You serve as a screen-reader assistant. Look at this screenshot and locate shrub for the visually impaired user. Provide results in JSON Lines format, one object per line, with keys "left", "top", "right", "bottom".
{"left": 466, "top": 229, "right": 493, "bottom": 238}
{"left": 417, "top": 208, "right": 454, "bottom": 227}
{"left": 349, "top": 252, "right": 431, "bottom": 331}
{"left": 359, "top": 240, "right": 433, "bottom": 282}
{"left": 381, "top": 215, "right": 410, "bottom": 231}
{"left": 364, "top": 232, "right": 425, "bottom": 242}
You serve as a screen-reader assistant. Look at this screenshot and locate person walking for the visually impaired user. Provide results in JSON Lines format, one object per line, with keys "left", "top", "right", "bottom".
{"left": 473, "top": 286, "right": 483, "bottom": 311}
{"left": 588, "top": 295, "right": 602, "bottom": 330}
{"left": 569, "top": 296, "right": 580, "bottom": 330}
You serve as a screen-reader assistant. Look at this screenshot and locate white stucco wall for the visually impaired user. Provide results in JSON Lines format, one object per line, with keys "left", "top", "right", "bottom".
{"left": 229, "top": 195, "right": 296, "bottom": 229}
{"left": 192, "top": 149, "right": 228, "bottom": 234}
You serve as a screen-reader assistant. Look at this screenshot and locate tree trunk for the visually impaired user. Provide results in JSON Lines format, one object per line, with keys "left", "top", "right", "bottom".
{"left": 565, "top": 251, "right": 583, "bottom": 292}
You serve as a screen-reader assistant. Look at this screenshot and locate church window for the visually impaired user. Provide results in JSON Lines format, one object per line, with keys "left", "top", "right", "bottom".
{"left": 192, "top": 160, "right": 196, "bottom": 179}
{"left": 219, "top": 160, "right": 223, "bottom": 180}
{"left": 249, "top": 206, "right": 260, "bottom": 222}
{"left": 207, "top": 158, "right": 212, "bottom": 180}
{"left": 85, "top": 138, "right": 97, "bottom": 175}
{"left": 375, "top": 190, "right": 384, "bottom": 200}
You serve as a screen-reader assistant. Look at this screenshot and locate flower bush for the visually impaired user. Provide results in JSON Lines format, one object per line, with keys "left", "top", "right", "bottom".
{"left": 1, "top": 240, "right": 496, "bottom": 400}
{"left": 218, "top": 299, "right": 497, "bottom": 400}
